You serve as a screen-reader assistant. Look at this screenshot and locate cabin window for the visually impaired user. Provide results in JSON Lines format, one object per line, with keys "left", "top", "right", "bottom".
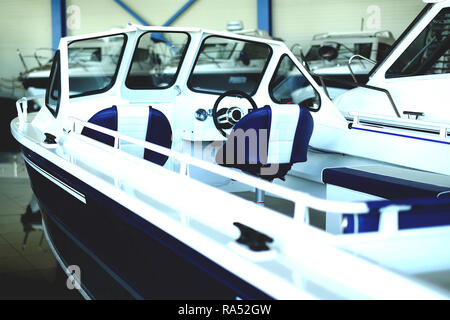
{"left": 305, "top": 42, "right": 373, "bottom": 61}
{"left": 376, "top": 43, "right": 392, "bottom": 62}
{"left": 305, "top": 45, "right": 320, "bottom": 61}
{"left": 68, "top": 34, "right": 127, "bottom": 98}
{"left": 386, "top": 8, "right": 450, "bottom": 78}
{"left": 45, "top": 50, "right": 61, "bottom": 116}
{"left": 125, "top": 32, "right": 190, "bottom": 89}
{"left": 354, "top": 43, "right": 372, "bottom": 59}
{"left": 336, "top": 43, "right": 365, "bottom": 60}
{"left": 187, "top": 36, "right": 272, "bottom": 95}
{"left": 269, "top": 54, "right": 321, "bottom": 111}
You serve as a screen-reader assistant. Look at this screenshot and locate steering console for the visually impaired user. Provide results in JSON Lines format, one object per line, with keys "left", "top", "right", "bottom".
{"left": 212, "top": 90, "right": 258, "bottom": 137}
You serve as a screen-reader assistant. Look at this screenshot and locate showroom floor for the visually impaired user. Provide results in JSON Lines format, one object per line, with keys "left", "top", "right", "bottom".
{"left": 0, "top": 152, "right": 81, "bottom": 299}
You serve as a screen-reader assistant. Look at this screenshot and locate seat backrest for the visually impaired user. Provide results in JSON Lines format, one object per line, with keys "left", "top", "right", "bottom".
{"left": 216, "top": 104, "right": 313, "bottom": 179}
{"left": 143, "top": 106, "right": 172, "bottom": 166}
{"left": 81, "top": 105, "right": 118, "bottom": 146}
{"left": 81, "top": 105, "right": 172, "bottom": 166}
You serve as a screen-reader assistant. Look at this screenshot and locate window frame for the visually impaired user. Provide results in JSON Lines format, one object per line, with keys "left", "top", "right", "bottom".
{"left": 384, "top": 7, "right": 450, "bottom": 79}
{"left": 371, "top": 4, "right": 432, "bottom": 79}
{"left": 45, "top": 50, "right": 61, "bottom": 117}
{"left": 385, "top": 7, "right": 450, "bottom": 79}
{"left": 268, "top": 53, "right": 322, "bottom": 112}
{"left": 68, "top": 33, "right": 128, "bottom": 99}
{"left": 186, "top": 35, "right": 273, "bottom": 96}
{"left": 125, "top": 31, "right": 191, "bottom": 90}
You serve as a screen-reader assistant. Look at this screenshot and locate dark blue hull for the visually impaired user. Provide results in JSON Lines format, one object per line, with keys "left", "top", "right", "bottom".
{"left": 22, "top": 147, "right": 272, "bottom": 300}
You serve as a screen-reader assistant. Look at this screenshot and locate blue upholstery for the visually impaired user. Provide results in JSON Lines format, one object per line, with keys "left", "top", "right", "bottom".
{"left": 143, "top": 106, "right": 172, "bottom": 166}
{"left": 291, "top": 105, "right": 314, "bottom": 163}
{"left": 216, "top": 105, "right": 313, "bottom": 180}
{"left": 219, "top": 105, "right": 271, "bottom": 165}
{"left": 342, "top": 197, "right": 450, "bottom": 234}
{"left": 323, "top": 167, "right": 450, "bottom": 233}
{"left": 322, "top": 167, "right": 448, "bottom": 200}
{"left": 81, "top": 105, "right": 172, "bottom": 166}
{"left": 81, "top": 106, "right": 118, "bottom": 146}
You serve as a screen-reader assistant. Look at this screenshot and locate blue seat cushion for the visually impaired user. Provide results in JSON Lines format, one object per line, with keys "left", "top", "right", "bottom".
{"left": 322, "top": 167, "right": 449, "bottom": 200}
{"left": 342, "top": 197, "right": 450, "bottom": 233}
{"left": 81, "top": 105, "right": 172, "bottom": 166}
{"left": 216, "top": 105, "right": 271, "bottom": 166}
{"left": 81, "top": 106, "right": 118, "bottom": 146}
{"left": 143, "top": 106, "right": 172, "bottom": 166}
{"left": 216, "top": 105, "right": 313, "bottom": 181}
{"left": 291, "top": 105, "right": 314, "bottom": 163}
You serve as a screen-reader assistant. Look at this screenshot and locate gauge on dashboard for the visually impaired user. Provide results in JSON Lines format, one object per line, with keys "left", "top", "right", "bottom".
{"left": 194, "top": 108, "right": 208, "bottom": 121}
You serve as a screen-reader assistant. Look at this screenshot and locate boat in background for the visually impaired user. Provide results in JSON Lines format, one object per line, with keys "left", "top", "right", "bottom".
{"left": 333, "top": 3, "right": 450, "bottom": 124}
{"left": 10, "top": 0, "right": 450, "bottom": 299}
{"left": 297, "top": 30, "right": 395, "bottom": 99}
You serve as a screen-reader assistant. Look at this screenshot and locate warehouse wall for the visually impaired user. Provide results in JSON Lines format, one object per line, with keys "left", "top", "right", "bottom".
{"left": 0, "top": 0, "right": 427, "bottom": 99}
{"left": 0, "top": 1, "right": 52, "bottom": 98}
{"left": 273, "top": 0, "right": 426, "bottom": 50}
{"left": 65, "top": 0, "right": 257, "bottom": 35}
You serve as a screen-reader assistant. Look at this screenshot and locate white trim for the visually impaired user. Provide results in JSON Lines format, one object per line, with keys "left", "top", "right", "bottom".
{"left": 23, "top": 156, "right": 86, "bottom": 204}
{"left": 350, "top": 112, "right": 450, "bottom": 134}
{"left": 71, "top": 116, "right": 369, "bottom": 215}
{"left": 267, "top": 106, "right": 299, "bottom": 163}
{"left": 42, "top": 219, "right": 91, "bottom": 300}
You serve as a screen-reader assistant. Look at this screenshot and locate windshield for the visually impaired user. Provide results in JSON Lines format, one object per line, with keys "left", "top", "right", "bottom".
{"left": 187, "top": 36, "right": 272, "bottom": 95}
{"left": 45, "top": 50, "right": 61, "bottom": 116}
{"left": 68, "top": 34, "right": 127, "bottom": 98}
{"left": 198, "top": 41, "right": 237, "bottom": 61}
{"left": 125, "top": 32, "right": 190, "bottom": 89}
{"left": 386, "top": 7, "right": 450, "bottom": 78}
{"left": 269, "top": 54, "right": 321, "bottom": 110}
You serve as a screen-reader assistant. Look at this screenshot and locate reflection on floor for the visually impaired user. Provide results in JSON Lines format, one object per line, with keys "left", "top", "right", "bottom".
{"left": 0, "top": 152, "right": 81, "bottom": 299}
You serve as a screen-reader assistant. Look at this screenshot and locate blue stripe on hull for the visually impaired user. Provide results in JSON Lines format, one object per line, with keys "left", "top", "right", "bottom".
{"left": 352, "top": 126, "right": 450, "bottom": 145}
{"left": 22, "top": 147, "right": 272, "bottom": 300}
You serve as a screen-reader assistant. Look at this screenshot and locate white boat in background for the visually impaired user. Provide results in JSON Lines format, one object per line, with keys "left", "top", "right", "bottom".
{"left": 334, "top": 1, "right": 450, "bottom": 124}
{"left": 293, "top": 30, "right": 395, "bottom": 99}
{"left": 10, "top": 0, "right": 450, "bottom": 299}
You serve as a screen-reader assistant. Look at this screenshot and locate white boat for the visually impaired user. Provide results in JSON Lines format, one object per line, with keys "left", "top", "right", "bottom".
{"left": 19, "top": 32, "right": 156, "bottom": 108}
{"left": 19, "top": 24, "right": 274, "bottom": 111}
{"left": 294, "top": 30, "right": 395, "bottom": 99}
{"left": 10, "top": 0, "right": 450, "bottom": 299}
{"left": 334, "top": 1, "right": 450, "bottom": 124}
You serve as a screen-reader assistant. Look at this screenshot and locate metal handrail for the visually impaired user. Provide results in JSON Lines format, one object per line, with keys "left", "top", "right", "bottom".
{"left": 314, "top": 72, "right": 401, "bottom": 118}
{"left": 350, "top": 111, "right": 450, "bottom": 139}
{"left": 15, "top": 96, "right": 45, "bottom": 127}
{"left": 68, "top": 116, "right": 370, "bottom": 217}
{"left": 347, "top": 54, "right": 376, "bottom": 84}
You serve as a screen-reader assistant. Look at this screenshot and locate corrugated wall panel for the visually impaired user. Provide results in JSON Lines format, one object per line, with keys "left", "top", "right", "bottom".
{"left": 0, "top": 0, "right": 52, "bottom": 97}
{"left": 65, "top": 0, "right": 257, "bottom": 35}
{"left": 273, "top": 0, "right": 426, "bottom": 49}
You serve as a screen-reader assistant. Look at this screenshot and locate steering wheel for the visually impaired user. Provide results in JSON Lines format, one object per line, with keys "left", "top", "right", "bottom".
{"left": 212, "top": 90, "right": 258, "bottom": 137}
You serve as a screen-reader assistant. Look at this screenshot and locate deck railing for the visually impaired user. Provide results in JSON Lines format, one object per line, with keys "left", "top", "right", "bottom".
{"left": 69, "top": 116, "right": 371, "bottom": 223}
